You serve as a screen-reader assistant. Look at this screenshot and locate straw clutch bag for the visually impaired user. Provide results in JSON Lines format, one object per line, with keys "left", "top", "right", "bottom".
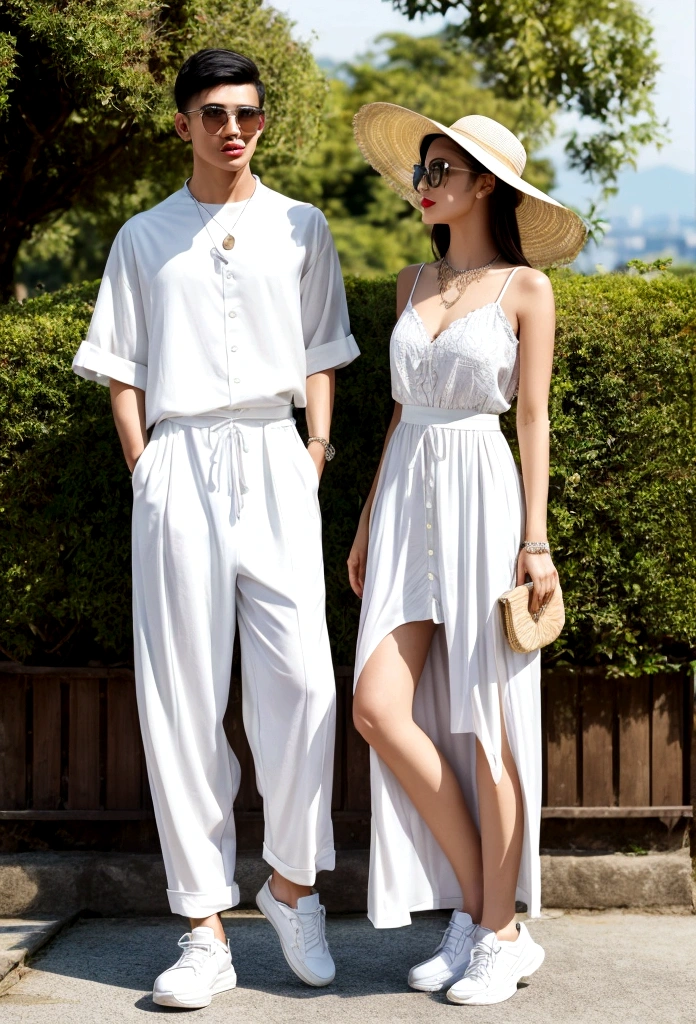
{"left": 498, "top": 581, "right": 564, "bottom": 654}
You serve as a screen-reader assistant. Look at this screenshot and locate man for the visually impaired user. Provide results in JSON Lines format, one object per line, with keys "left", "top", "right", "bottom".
{"left": 73, "top": 48, "right": 358, "bottom": 1009}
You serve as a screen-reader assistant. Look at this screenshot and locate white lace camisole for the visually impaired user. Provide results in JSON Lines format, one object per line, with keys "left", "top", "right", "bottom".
{"left": 390, "top": 264, "right": 522, "bottom": 413}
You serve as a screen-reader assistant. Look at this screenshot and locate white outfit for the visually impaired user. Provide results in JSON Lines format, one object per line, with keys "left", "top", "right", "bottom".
{"left": 73, "top": 179, "right": 359, "bottom": 917}
{"left": 73, "top": 177, "right": 359, "bottom": 427}
{"left": 355, "top": 266, "right": 542, "bottom": 928}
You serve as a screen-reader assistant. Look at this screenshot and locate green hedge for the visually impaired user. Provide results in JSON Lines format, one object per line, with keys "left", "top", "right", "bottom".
{"left": 1, "top": 272, "right": 695, "bottom": 672}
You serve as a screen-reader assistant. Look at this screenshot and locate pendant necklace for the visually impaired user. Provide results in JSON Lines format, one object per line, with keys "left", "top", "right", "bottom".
{"left": 437, "top": 252, "right": 500, "bottom": 309}
{"left": 186, "top": 178, "right": 257, "bottom": 260}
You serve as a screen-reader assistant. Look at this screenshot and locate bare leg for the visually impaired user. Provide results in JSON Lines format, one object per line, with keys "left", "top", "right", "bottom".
{"left": 190, "top": 913, "right": 226, "bottom": 943}
{"left": 190, "top": 869, "right": 312, "bottom": 942}
{"left": 353, "top": 621, "right": 484, "bottom": 923}
{"left": 269, "top": 871, "right": 313, "bottom": 908}
{"left": 476, "top": 695, "right": 525, "bottom": 941}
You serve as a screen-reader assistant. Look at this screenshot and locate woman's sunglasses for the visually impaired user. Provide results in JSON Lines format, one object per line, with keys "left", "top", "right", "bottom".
{"left": 413, "top": 158, "right": 478, "bottom": 192}
{"left": 183, "top": 104, "right": 264, "bottom": 136}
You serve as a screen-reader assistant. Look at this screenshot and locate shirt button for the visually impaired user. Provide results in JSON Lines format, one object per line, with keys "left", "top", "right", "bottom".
{"left": 427, "top": 572, "right": 434, "bottom": 581}
{"left": 233, "top": 377, "right": 240, "bottom": 384}
{"left": 428, "top": 549, "right": 434, "bottom": 556}
{"left": 226, "top": 271, "right": 233, "bottom": 279}
{"left": 426, "top": 501, "right": 432, "bottom": 509}
{"left": 426, "top": 523, "right": 432, "bottom": 530}
{"left": 228, "top": 311, "right": 236, "bottom": 318}
{"left": 230, "top": 345, "right": 237, "bottom": 352}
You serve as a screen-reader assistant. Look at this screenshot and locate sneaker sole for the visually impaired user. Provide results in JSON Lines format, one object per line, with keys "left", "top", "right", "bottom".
{"left": 152, "top": 965, "right": 237, "bottom": 1008}
{"left": 255, "top": 888, "right": 335, "bottom": 988}
{"left": 408, "top": 978, "right": 449, "bottom": 993}
{"left": 446, "top": 943, "right": 545, "bottom": 1006}
{"left": 408, "top": 965, "right": 469, "bottom": 993}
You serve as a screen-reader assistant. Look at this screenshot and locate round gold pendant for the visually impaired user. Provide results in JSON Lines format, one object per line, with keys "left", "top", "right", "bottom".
{"left": 222, "top": 234, "right": 235, "bottom": 251}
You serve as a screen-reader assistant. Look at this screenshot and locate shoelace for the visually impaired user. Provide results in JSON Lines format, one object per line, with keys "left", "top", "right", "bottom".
{"left": 465, "top": 939, "right": 501, "bottom": 982}
{"left": 294, "top": 905, "right": 327, "bottom": 956}
{"left": 175, "top": 933, "right": 218, "bottom": 975}
{"left": 435, "top": 919, "right": 470, "bottom": 961}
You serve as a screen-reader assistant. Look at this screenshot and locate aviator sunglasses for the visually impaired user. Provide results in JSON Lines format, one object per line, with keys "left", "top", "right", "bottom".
{"left": 183, "top": 103, "right": 265, "bottom": 135}
{"left": 413, "top": 158, "right": 478, "bottom": 192}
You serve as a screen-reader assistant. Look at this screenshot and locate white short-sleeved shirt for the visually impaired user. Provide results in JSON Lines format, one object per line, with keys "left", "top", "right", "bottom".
{"left": 72, "top": 178, "right": 360, "bottom": 428}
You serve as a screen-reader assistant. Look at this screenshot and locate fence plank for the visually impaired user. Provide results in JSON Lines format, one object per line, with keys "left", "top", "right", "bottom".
{"left": 224, "top": 675, "right": 263, "bottom": 811}
{"left": 106, "top": 678, "right": 142, "bottom": 809}
{"left": 0, "top": 674, "right": 26, "bottom": 809}
{"left": 344, "top": 685, "right": 371, "bottom": 811}
{"left": 582, "top": 676, "right": 614, "bottom": 806}
{"left": 1, "top": 664, "right": 690, "bottom": 835}
{"left": 545, "top": 672, "right": 579, "bottom": 806}
{"left": 67, "top": 677, "right": 100, "bottom": 809}
{"left": 652, "top": 674, "right": 683, "bottom": 806}
{"left": 32, "top": 677, "right": 62, "bottom": 809}
{"left": 617, "top": 677, "right": 650, "bottom": 807}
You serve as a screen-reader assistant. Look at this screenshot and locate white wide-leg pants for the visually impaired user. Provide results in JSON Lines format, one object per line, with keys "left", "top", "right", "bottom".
{"left": 131, "top": 408, "right": 336, "bottom": 918}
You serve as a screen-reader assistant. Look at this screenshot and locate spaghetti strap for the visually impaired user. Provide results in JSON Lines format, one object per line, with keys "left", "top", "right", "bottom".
{"left": 407, "top": 264, "right": 426, "bottom": 306}
{"left": 496, "top": 266, "right": 523, "bottom": 305}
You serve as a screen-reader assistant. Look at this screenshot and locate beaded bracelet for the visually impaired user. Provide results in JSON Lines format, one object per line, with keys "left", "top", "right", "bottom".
{"left": 520, "top": 541, "right": 551, "bottom": 555}
{"left": 307, "top": 436, "right": 336, "bottom": 461}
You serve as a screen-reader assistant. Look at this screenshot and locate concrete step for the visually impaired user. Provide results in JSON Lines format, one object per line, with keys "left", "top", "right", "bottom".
{"left": 0, "top": 849, "right": 693, "bottom": 918}
{"left": 0, "top": 916, "right": 75, "bottom": 995}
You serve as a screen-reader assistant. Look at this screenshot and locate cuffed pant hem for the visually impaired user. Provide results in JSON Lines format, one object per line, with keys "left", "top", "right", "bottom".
{"left": 167, "top": 883, "right": 241, "bottom": 918}
{"left": 262, "top": 843, "right": 336, "bottom": 886}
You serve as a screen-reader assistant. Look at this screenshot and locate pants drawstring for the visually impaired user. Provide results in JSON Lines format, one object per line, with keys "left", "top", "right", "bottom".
{"left": 209, "top": 421, "right": 249, "bottom": 519}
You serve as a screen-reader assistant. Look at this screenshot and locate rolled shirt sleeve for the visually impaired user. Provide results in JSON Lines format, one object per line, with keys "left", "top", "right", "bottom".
{"left": 72, "top": 224, "right": 148, "bottom": 390}
{"left": 301, "top": 213, "right": 360, "bottom": 376}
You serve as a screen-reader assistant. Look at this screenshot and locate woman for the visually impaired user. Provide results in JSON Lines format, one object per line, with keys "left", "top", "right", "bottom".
{"left": 348, "top": 105, "right": 585, "bottom": 1006}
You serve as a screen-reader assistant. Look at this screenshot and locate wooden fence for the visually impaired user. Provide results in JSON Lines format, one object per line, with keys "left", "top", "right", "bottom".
{"left": 0, "top": 665, "right": 692, "bottom": 843}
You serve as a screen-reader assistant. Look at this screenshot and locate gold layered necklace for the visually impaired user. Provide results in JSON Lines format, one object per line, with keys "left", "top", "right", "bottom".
{"left": 437, "top": 253, "right": 500, "bottom": 309}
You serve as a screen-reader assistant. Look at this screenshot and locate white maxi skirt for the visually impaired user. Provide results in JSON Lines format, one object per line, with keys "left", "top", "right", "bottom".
{"left": 354, "top": 405, "right": 542, "bottom": 929}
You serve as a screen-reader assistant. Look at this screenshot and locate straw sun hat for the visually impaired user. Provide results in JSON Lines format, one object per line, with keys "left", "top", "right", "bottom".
{"left": 353, "top": 102, "right": 587, "bottom": 268}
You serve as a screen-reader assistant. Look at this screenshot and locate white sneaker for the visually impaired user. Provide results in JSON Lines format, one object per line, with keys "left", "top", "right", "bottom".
{"left": 446, "top": 922, "right": 545, "bottom": 1005}
{"left": 408, "top": 911, "right": 484, "bottom": 992}
{"left": 256, "top": 877, "right": 335, "bottom": 987}
{"left": 152, "top": 926, "right": 237, "bottom": 1009}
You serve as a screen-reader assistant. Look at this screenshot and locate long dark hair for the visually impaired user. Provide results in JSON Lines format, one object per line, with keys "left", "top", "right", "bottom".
{"left": 419, "top": 134, "right": 530, "bottom": 267}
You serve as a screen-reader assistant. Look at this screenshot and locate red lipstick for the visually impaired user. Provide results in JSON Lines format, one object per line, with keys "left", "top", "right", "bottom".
{"left": 421, "top": 198, "right": 436, "bottom": 208}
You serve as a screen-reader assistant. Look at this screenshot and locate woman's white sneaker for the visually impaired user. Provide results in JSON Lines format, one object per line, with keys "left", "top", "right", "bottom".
{"left": 256, "top": 877, "right": 335, "bottom": 986}
{"left": 446, "top": 922, "right": 545, "bottom": 1005}
{"left": 152, "top": 926, "right": 237, "bottom": 1009}
{"left": 408, "top": 911, "right": 483, "bottom": 992}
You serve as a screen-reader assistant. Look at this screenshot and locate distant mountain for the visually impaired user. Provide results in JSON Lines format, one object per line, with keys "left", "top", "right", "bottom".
{"left": 551, "top": 165, "right": 695, "bottom": 220}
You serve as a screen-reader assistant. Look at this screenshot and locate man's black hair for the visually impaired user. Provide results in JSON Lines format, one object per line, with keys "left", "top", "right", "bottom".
{"left": 175, "top": 49, "right": 265, "bottom": 112}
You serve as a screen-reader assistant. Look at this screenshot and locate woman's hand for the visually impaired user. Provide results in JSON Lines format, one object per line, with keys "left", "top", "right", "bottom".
{"left": 347, "top": 514, "right": 370, "bottom": 599}
{"left": 516, "top": 549, "right": 558, "bottom": 615}
{"left": 307, "top": 441, "right": 325, "bottom": 482}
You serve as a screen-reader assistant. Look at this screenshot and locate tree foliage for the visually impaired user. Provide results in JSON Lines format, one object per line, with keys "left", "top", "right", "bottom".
{"left": 0, "top": 0, "right": 325, "bottom": 299}
{"left": 388, "top": 1, "right": 664, "bottom": 211}
{"left": 16, "top": 32, "right": 557, "bottom": 289}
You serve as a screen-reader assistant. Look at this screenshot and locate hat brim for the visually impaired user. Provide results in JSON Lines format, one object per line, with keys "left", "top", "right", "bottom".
{"left": 353, "top": 102, "right": 587, "bottom": 268}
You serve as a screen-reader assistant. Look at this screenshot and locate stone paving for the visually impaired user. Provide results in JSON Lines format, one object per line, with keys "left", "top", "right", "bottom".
{"left": 0, "top": 910, "right": 694, "bottom": 1023}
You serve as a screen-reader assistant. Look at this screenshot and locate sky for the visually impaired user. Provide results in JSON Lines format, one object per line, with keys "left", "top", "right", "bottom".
{"left": 279, "top": 0, "right": 696, "bottom": 198}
